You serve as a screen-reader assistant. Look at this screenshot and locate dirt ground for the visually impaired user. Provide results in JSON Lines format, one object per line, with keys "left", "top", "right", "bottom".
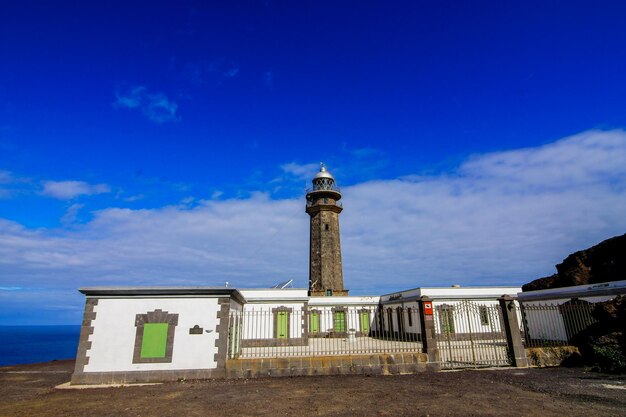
{"left": 1, "top": 360, "right": 625, "bottom": 417}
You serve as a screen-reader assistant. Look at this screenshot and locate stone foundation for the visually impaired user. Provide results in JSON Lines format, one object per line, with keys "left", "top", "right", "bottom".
{"left": 71, "top": 353, "right": 435, "bottom": 384}
{"left": 225, "top": 353, "right": 436, "bottom": 378}
{"left": 71, "top": 368, "right": 227, "bottom": 385}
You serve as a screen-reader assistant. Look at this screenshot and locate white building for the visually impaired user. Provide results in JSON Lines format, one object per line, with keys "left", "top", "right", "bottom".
{"left": 70, "top": 166, "right": 530, "bottom": 383}
{"left": 517, "top": 279, "right": 626, "bottom": 305}
{"left": 72, "top": 287, "right": 245, "bottom": 384}
{"left": 71, "top": 285, "right": 387, "bottom": 384}
{"left": 517, "top": 280, "right": 626, "bottom": 343}
{"left": 380, "top": 285, "right": 522, "bottom": 339}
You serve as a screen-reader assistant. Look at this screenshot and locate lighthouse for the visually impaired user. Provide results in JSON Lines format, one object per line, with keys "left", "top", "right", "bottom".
{"left": 306, "top": 164, "right": 348, "bottom": 296}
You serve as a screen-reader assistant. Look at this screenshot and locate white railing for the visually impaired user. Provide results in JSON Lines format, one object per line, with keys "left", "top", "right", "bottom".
{"left": 520, "top": 300, "right": 597, "bottom": 347}
{"left": 227, "top": 306, "right": 423, "bottom": 359}
{"left": 306, "top": 200, "right": 342, "bottom": 208}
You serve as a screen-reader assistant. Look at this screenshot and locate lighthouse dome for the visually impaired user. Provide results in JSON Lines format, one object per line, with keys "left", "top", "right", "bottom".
{"left": 313, "top": 164, "right": 335, "bottom": 181}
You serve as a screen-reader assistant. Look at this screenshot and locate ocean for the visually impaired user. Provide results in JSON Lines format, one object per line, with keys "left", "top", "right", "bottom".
{"left": 0, "top": 325, "right": 80, "bottom": 367}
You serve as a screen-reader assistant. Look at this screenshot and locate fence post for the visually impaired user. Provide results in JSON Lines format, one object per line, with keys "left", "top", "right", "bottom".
{"left": 418, "top": 296, "right": 439, "bottom": 363}
{"left": 498, "top": 295, "right": 529, "bottom": 367}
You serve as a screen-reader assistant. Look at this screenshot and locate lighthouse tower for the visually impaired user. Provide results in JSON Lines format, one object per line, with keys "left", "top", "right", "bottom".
{"left": 306, "top": 164, "right": 348, "bottom": 296}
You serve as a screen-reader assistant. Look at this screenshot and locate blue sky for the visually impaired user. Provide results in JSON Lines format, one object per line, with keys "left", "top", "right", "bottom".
{"left": 1, "top": 1, "right": 626, "bottom": 324}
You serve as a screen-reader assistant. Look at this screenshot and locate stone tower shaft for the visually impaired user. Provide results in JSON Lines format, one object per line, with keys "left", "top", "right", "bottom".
{"left": 306, "top": 164, "right": 347, "bottom": 296}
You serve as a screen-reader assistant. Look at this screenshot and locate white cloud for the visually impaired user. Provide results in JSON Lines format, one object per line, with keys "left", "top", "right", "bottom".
{"left": 0, "top": 170, "right": 32, "bottom": 199}
{"left": 0, "top": 170, "right": 13, "bottom": 184}
{"left": 1, "top": 129, "right": 626, "bottom": 322}
{"left": 41, "top": 180, "right": 111, "bottom": 199}
{"left": 280, "top": 162, "right": 320, "bottom": 180}
{"left": 61, "top": 203, "right": 84, "bottom": 226}
{"left": 114, "top": 86, "right": 179, "bottom": 123}
{"left": 460, "top": 130, "right": 626, "bottom": 189}
{"left": 0, "top": 171, "right": 13, "bottom": 198}
{"left": 123, "top": 194, "right": 144, "bottom": 202}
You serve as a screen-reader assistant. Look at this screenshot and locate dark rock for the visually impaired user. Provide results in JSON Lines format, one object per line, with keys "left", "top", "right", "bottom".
{"left": 568, "top": 296, "right": 626, "bottom": 373}
{"left": 560, "top": 351, "right": 585, "bottom": 368}
{"left": 522, "top": 275, "right": 558, "bottom": 292}
{"left": 523, "top": 233, "right": 626, "bottom": 291}
{"left": 592, "top": 295, "right": 625, "bottom": 325}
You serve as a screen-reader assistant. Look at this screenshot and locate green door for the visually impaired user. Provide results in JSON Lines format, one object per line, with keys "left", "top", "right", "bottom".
{"left": 310, "top": 312, "right": 320, "bottom": 333}
{"left": 276, "top": 311, "right": 288, "bottom": 339}
{"left": 333, "top": 311, "right": 346, "bottom": 332}
{"left": 359, "top": 312, "right": 370, "bottom": 334}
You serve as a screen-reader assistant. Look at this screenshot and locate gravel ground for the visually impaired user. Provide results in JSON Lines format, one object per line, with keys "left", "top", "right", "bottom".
{"left": 0, "top": 360, "right": 625, "bottom": 417}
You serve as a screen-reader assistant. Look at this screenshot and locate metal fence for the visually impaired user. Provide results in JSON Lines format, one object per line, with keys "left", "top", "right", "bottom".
{"left": 433, "top": 300, "right": 511, "bottom": 368}
{"left": 520, "top": 299, "right": 597, "bottom": 347}
{"left": 227, "top": 306, "right": 423, "bottom": 359}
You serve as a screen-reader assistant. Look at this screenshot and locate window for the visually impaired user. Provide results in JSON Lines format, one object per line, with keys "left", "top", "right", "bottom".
{"left": 141, "top": 323, "right": 169, "bottom": 358}
{"left": 438, "top": 305, "right": 455, "bottom": 334}
{"left": 276, "top": 311, "right": 289, "bottom": 339}
{"left": 326, "top": 288, "right": 333, "bottom": 296}
{"left": 479, "top": 306, "right": 490, "bottom": 326}
{"left": 359, "top": 311, "right": 370, "bottom": 334}
{"left": 407, "top": 308, "right": 413, "bottom": 326}
{"left": 333, "top": 311, "right": 346, "bottom": 332}
{"left": 310, "top": 311, "right": 320, "bottom": 333}
{"left": 133, "top": 309, "right": 178, "bottom": 364}
{"left": 272, "top": 306, "right": 293, "bottom": 340}
{"left": 325, "top": 224, "right": 329, "bottom": 230}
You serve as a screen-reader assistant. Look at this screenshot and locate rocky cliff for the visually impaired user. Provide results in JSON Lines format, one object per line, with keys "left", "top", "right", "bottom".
{"left": 568, "top": 295, "right": 626, "bottom": 373}
{"left": 522, "top": 233, "right": 626, "bottom": 292}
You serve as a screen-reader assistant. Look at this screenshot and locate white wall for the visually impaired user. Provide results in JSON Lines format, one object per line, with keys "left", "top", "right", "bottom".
{"left": 307, "top": 305, "right": 378, "bottom": 333}
{"left": 522, "top": 307, "right": 568, "bottom": 341}
{"left": 239, "top": 288, "right": 309, "bottom": 302}
{"left": 432, "top": 300, "right": 505, "bottom": 335}
{"left": 240, "top": 298, "right": 380, "bottom": 337}
{"left": 520, "top": 295, "right": 616, "bottom": 341}
{"left": 380, "top": 286, "right": 520, "bottom": 303}
{"left": 421, "top": 287, "right": 520, "bottom": 299}
{"left": 308, "top": 296, "right": 379, "bottom": 333}
{"left": 239, "top": 302, "right": 305, "bottom": 339}
{"left": 308, "top": 296, "right": 380, "bottom": 306}
{"left": 379, "top": 300, "right": 422, "bottom": 334}
{"left": 86, "top": 297, "right": 221, "bottom": 372}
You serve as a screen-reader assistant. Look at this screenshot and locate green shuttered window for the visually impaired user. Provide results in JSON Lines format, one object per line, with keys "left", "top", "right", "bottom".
{"left": 333, "top": 311, "right": 346, "bottom": 332}
{"left": 310, "top": 312, "right": 320, "bottom": 333}
{"left": 141, "top": 323, "right": 169, "bottom": 358}
{"left": 359, "top": 312, "right": 370, "bottom": 333}
{"left": 276, "top": 311, "right": 288, "bottom": 339}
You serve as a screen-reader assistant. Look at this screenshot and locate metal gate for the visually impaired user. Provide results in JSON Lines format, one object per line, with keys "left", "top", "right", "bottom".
{"left": 434, "top": 300, "right": 511, "bottom": 369}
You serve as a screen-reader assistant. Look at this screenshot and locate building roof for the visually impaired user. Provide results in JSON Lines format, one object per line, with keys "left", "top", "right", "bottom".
{"left": 308, "top": 295, "right": 380, "bottom": 306}
{"left": 517, "top": 279, "right": 626, "bottom": 301}
{"left": 238, "top": 288, "right": 309, "bottom": 302}
{"left": 380, "top": 285, "right": 522, "bottom": 303}
{"left": 79, "top": 286, "right": 245, "bottom": 304}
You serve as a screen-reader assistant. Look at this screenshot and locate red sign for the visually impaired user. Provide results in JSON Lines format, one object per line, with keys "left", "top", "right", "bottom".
{"left": 424, "top": 302, "right": 433, "bottom": 315}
